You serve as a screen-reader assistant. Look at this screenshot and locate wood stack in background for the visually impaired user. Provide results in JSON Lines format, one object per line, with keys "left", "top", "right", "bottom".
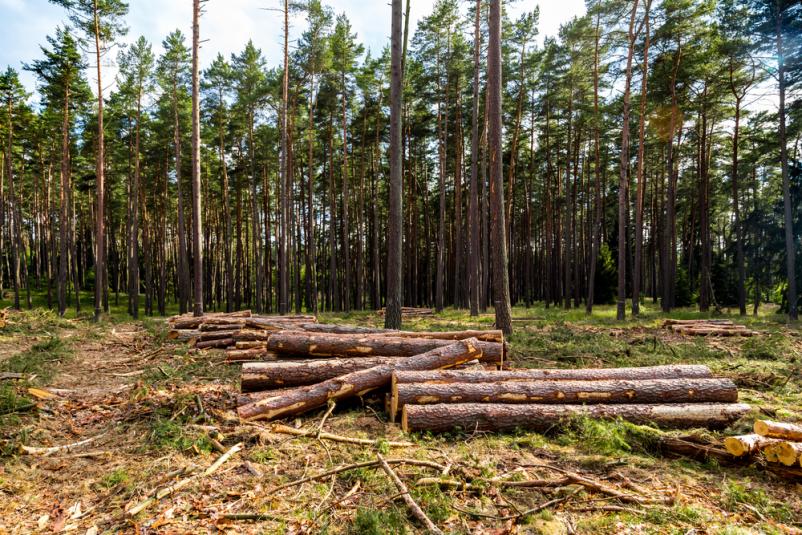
{"left": 663, "top": 319, "right": 757, "bottom": 337}
{"left": 396, "top": 364, "right": 750, "bottom": 432}
{"left": 725, "top": 420, "right": 802, "bottom": 471}
{"left": 377, "top": 307, "right": 435, "bottom": 318}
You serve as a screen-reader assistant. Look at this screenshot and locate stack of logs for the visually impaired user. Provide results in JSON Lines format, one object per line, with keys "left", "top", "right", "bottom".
{"left": 663, "top": 319, "right": 757, "bottom": 337}
{"left": 724, "top": 420, "right": 802, "bottom": 471}
{"left": 395, "top": 364, "right": 750, "bottom": 433}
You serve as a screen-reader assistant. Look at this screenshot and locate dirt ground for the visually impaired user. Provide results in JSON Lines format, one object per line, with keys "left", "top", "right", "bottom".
{"left": 0, "top": 307, "right": 801, "bottom": 534}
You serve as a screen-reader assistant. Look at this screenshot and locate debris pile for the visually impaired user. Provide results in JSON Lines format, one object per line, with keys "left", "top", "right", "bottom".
{"left": 725, "top": 420, "right": 802, "bottom": 472}
{"left": 663, "top": 319, "right": 757, "bottom": 337}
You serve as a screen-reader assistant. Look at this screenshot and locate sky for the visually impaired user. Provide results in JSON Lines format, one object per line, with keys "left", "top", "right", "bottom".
{"left": 0, "top": 0, "right": 586, "bottom": 98}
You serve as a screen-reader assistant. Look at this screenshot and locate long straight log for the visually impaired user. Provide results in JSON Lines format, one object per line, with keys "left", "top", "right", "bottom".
{"left": 241, "top": 357, "right": 407, "bottom": 391}
{"left": 237, "top": 387, "right": 296, "bottom": 406}
{"left": 238, "top": 339, "right": 484, "bottom": 421}
{"left": 392, "top": 365, "right": 713, "bottom": 386}
{"left": 200, "top": 322, "right": 246, "bottom": 332}
{"left": 401, "top": 403, "right": 751, "bottom": 433}
{"left": 266, "top": 332, "right": 503, "bottom": 364}
{"left": 298, "top": 324, "right": 392, "bottom": 335}
{"left": 663, "top": 319, "right": 734, "bottom": 326}
{"left": 754, "top": 420, "right": 802, "bottom": 441}
{"left": 226, "top": 349, "right": 272, "bottom": 362}
{"left": 297, "top": 324, "right": 503, "bottom": 343}
{"left": 723, "top": 434, "right": 783, "bottom": 457}
{"left": 196, "top": 338, "right": 235, "bottom": 350}
{"left": 233, "top": 330, "right": 274, "bottom": 342}
{"left": 195, "top": 330, "right": 238, "bottom": 342}
{"left": 169, "top": 310, "right": 252, "bottom": 327}
{"left": 168, "top": 329, "right": 201, "bottom": 341}
{"left": 235, "top": 341, "right": 268, "bottom": 350}
{"left": 390, "top": 378, "right": 738, "bottom": 419}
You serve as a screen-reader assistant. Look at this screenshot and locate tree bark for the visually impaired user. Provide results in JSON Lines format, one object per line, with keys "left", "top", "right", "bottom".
{"left": 238, "top": 338, "right": 484, "bottom": 420}
{"left": 391, "top": 378, "right": 737, "bottom": 419}
{"left": 385, "top": 0, "right": 403, "bottom": 329}
{"left": 92, "top": 0, "right": 106, "bottom": 322}
{"left": 468, "top": 0, "right": 482, "bottom": 317}
{"left": 488, "top": 0, "right": 512, "bottom": 334}
{"left": 392, "top": 364, "right": 712, "bottom": 385}
{"left": 241, "top": 357, "right": 407, "bottom": 391}
{"left": 191, "top": 0, "right": 203, "bottom": 317}
{"left": 401, "top": 402, "right": 750, "bottom": 433}
{"left": 754, "top": 420, "right": 802, "bottom": 441}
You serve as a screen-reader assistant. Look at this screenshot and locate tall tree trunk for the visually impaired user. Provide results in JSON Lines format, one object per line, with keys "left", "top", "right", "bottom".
{"left": 341, "top": 77, "right": 351, "bottom": 312}
{"left": 174, "top": 80, "right": 190, "bottom": 314}
{"left": 586, "top": 7, "right": 602, "bottom": 314}
{"left": 661, "top": 41, "right": 682, "bottom": 312}
{"left": 306, "top": 72, "right": 318, "bottom": 314}
{"left": 776, "top": 6, "right": 797, "bottom": 320}
{"left": 729, "top": 57, "right": 751, "bottom": 316}
{"left": 5, "top": 91, "right": 20, "bottom": 310}
{"left": 488, "top": 0, "right": 512, "bottom": 335}
{"left": 617, "top": 0, "right": 639, "bottom": 321}
{"left": 385, "top": 0, "right": 403, "bottom": 329}
{"left": 128, "top": 87, "right": 142, "bottom": 318}
{"left": 278, "top": 0, "right": 291, "bottom": 314}
{"left": 468, "top": 0, "right": 481, "bottom": 317}
{"left": 92, "top": 0, "right": 106, "bottom": 322}
{"left": 191, "top": 0, "right": 204, "bottom": 316}
{"left": 632, "top": 0, "right": 651, "bottom": 315}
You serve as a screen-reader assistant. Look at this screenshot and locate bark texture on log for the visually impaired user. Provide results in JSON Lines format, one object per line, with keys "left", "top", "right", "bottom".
{"left": 663, "top": 319, "right": 733, "bottom": 326}
{"left": 373, "top": 330, "right": 503, "bottom": 343}
{"left": 225, "top": 349, "right": 272, "bottom": 362}
{"left": 266, "top": 332, "right": 503, "bottom": 363}
{"left": 200, "top": 323, "right": 246, "bottom": 332}
{"left": 196, "top": 338, "right": 234, "bottom": 350}
{"left": 754, "top": 420, "right": 802, "bottom": 441}
{"left": 401, "top": 402, "right": 750, "bottom": 433}
{"left": 235, "top": 341, "right": 268, "bottom": 350}
{"left": 168, "top": 329, "right": 201, "bottom": 341}
{"left": 238, "top": 338, "right": 483, "bottom": 421}
{"left": 233, "top": 330, "right": 273, "bottom": 341}
{"left": 392, "top": 365, "right": 713, "bottom": 385}
{"left": 241, "top": 357, "right": 406, "bottom": 391}
{"left": 391, "top": 378, "right": 737, "bottom": 417}
{"left": 723, "top": 434, "right": 782, "bottom": 457}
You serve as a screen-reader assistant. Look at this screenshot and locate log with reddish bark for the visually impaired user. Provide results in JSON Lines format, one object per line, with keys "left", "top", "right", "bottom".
{"left": 241, "top": 357, "right": 407, "bottom": 391}
{"left": 754, "top": 420, "right": 802, "bottom": 441}
{"left": 392, "top": 365, "right": 713, "bottom": 386}
{"left": 670, "top": 327, "right": 756, "bottom": 337}
{"left": 390, "top": 378, "right": 738, "bottom": 419}
{"left": 237, "top": 338, "right": 484, "bottom": 421}
{"left": 233, "top": 330, "right": 273, "bottom": 342}
{"left": 200, "top": 322, "right": 246, "bottom": 332}
{"left": 168, "top": 310, "right": 252, "bottom": 327}
{"left": 235, "top": 341, "right": 268, "bottom": 350}
{"left": 168, "top": 329, "right": 201, "bottom": 341}
{"left": 663, "top": 319, "right": 733, "bottom": 326}
{"left": 237, "top": 387, "right": 296, "bottom": 406}
{"left": 297, "top": 324, "right": 503, "bottom": 343}
{"left": 195, "top": 338, "right": 235, "bottom": 350}
{"left": 225, "top": 349, "right": 273, "bottom": 362}
{"left": 723, "top": 434, "right": 783, "bottom": 457}
{"left": 298, "top": 324, "right": 392, "bottom": 335}
{"left": 400, "top": 402, "right": 751, "bottom": 433}
{"left": 265, "top": 332, "right": 504, "bottom": 364}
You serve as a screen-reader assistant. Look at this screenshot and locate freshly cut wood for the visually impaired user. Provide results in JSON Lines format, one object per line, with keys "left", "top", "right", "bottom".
{"left": 238, "top": 338, "right": 483, "bottom": 421}
{"left": 196, "top": 338, "right": 234, "bottom": 350}
{"left": 763, "top": 442, "right": 781, "bottom": 463}
{"left": 225, "top": 349, "right": 271, "bottom": 362}
{"left": 777, "top": 442, "right": 802, "bottom": 466}
{"left": 401, "top": 402, "right": 751, "bottom": 433}
{"left": 266, "top": 332, "right": 503, "bottom": 363}
{"left": 754, "top": 420, "right": 802, "bottom": 441}
{"left": 233, "top": 330, "right": 273, "bottom": 342}
{"left": 169, "top": 310, "right": 251, "bottom": 328}
{"left": 392, "top": 365, "right": 713, "bottom": 386}
{"left": 235, "top": 341, "right": 267, "bottom": 350}
{"left": 390, "top": 378, "right": 738, "bottom": 418}
{"left": 723, "top": 434, "right": 782, "bottom": 457}
{"left": 241, "top": 357, "right": 406, "bottom": 391}
{"left": 200, "top": 322, "right": 246, "bottom": 331}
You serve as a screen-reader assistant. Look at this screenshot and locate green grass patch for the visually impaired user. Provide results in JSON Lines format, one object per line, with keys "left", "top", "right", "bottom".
{"left": 348, "top": 507, "right": 407, "bottom": 535}
{"left": 0, "top": 336, "right": 71, "bottom": 384}
{"left": 559, "top": 417, "right": 661, "bottom": 456}
{"left": 722, "top": 479, "right": 793, "bottom": 523}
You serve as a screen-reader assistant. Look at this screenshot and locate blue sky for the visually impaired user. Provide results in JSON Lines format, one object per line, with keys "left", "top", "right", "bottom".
{"left": 0, "top": 0, "right": 586, "bottom": 97}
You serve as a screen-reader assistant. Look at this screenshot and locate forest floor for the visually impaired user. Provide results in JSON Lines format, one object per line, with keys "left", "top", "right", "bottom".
{"left": 0, "top": 301, "right": 801, "bottom": 534}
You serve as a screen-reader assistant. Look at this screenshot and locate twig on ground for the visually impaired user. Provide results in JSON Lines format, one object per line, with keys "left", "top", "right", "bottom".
{"left": 523, "top": 463, "right": 653, "bottom": 504}
{"left": 377, "top": 453, "right": 443, "bottom": 534}
{"left": 316, "top": 400, "right": 337, "bottom": 438}
{"left": 271, "top": 423, "right": 414, "bottom": 448}
{"left": 20, "top": 433, "right": 106, "bottom": 456}
{"left": 454, "top": 488, "right": 580, "bottom": 521}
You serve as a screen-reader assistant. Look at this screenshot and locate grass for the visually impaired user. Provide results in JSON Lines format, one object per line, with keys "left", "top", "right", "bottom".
{"left": 0, "top": 335, "right": 72, "bottom": 383}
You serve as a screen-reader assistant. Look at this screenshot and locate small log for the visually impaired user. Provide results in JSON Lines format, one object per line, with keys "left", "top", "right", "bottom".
{"left": 266, "top": 332, "right": 503, "bottom": 363}
{"left": 167, "top": 329, "right": 201, "bottom": 341}
{"left": 235, "top": 341, "right": 268, "bottom": 350}
{"left": 233, "top": 329, "right": 274, "bottom": 342}
{"left": 244, "top": 317, "right": 295, "bottom": 331}
{"left": 763, "top": 442, "right": 782, "bottom": 463}
{"left": 390, "top": 378, "right": 738, "bottom": 419}
{"left": 169, "top": 310, "right": 252, "bottom": 328}
{"left": 776, "top": 442, "right": 802, "bottom": 466}
{"left": 241, "top": 357, "right": 406, "bottom": 391}
{"left": 200, "top": 322, "right": 246, "bottom": 332}
{"left": 401, "top": 402, "right": 751, "bottom": 433}
{"left": 238, "top": 338, "right": 484, "bottom": 421}
{"left": 225, "top": 349, "right": 273, "bottom": 363}
{"left": 196, "top": 338, "right": 235, "bottom": 350}
{"left": 392, "top": 365, "right": 713, "bottom": 386}
{"left": 723, "top": 434, "right": 783, "bottom": 457}
{"left": 237, "top": 387, "right": 296, "bottom": 406}
{"left": 196, "top": 330, "right": 239, "bottom": 342}
{"left": 754, "top": 420, "right": 802, "bottom": 441}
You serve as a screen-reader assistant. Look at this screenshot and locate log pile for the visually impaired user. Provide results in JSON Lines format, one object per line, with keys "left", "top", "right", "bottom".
{"left": 663, "top": 319, "right": 757, "bottom": 337}
{"left": 725, "top": 420, "right": 802, "bottom": 469}
{"left": 395, "top": 364, "right": 749, "bottom": 432}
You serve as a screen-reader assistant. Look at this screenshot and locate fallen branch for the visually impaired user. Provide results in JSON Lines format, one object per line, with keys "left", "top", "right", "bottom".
{"left": 524, "top": 463, "right": 656, "bottom": 505}
{"left": 377, "top": 453, "right": 443, "bottom": 534}
{"left": 271, "top": 423, "right": 414, "bottom": 448}
{"left": 20, "top": 433, "right": 106, "bottom": 456}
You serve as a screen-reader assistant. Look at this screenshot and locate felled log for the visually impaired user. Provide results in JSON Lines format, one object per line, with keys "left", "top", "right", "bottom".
{"left": 233, "top": 330, "right": 273, "bottom": 342}
{"left": 777, "top": 442, "right": 802, "bottom": 466}
{"left": 400, "top": 402, "right": 751, "bottom": 433}
{"left": 671, "top": 327, "right": 756, "bottom": 337}
{"left": 298, "top": 324, "right": 391, "bottom": 335}
{"left": 169, "top": 310, "right": 251, "bottom": 328}
{"left": 723, "top": 434, "right": 782, "bottom": 457}
{"left": 235, "top": 341, "right": 267, "bottom": 350}
{"left": 168, "top": 329, "right": 201, "bottom": 341}
{"left": 265, "top": 332, "right": 504, "bottom": 363}
{"left": 390, "top": 378, "right": 738, "bottom": 419}
{"left": 237, "top": 387, "right": 296, "bottom": 406}
{"left": 375, "top": 330, "right": 503, "bottom": 343}
{"left": 195, "top": 338, "right": 235, "bottom": 350}
{"left": 763, "top": 442, "right": 781, "bottom": 463}
{"left": 663, "top": 319, "right": 734, "bottom": 326}
{"left": 194, "top": 330, "right": 239, "bottom": 342}
{"left": 238, "top": 338, "right": 484, "bottom": 421}
{"left": 241, "top": 357, "right": 406, "bottom": 391}
{"left": 392, "top": 364, "right": 713, "bottom": 386}
{"left": 754, "top": 420, "right": 802, "bottom": 441}
{"left": 225, "top": 349, "right": 272, "bottom": 362}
